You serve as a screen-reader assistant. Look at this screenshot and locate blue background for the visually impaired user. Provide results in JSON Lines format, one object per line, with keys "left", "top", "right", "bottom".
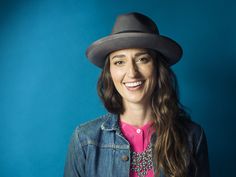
{"left": 0, "top": 0, "right": 235, "bottom": 177}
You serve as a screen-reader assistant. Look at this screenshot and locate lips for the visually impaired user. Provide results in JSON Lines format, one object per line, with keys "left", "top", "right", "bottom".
{"left": 124, "top": 81, "right": 142, "bottom": 87}
{"left": 123, "top": 80, "right": 144, "bottom": 90}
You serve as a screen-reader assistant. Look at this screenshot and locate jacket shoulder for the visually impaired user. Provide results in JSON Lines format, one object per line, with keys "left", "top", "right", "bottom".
{"left": 73, "top": 113, "right": 111, "bottom": 145}
{"left": 79, "top": 113, "right": 110, "bottom": 130}
{"left": 184, "top": 119, "right": 203, "bottom": 136}
{"left": 183, "top": 120, "right": 210, "bottom": 176}
{"left": 183, "top": 119, "right": 207, "bottom": 153}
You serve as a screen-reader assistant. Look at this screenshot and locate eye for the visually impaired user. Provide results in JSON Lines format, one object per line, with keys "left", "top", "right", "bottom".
{"left": 139, "top": 57, "right": 148, "bottom": 62}
{"left": 137, "top": 56, "right": 151, "bottom": 63}
{"left": 113, "top": 60, "right": 125, "bottom": 66}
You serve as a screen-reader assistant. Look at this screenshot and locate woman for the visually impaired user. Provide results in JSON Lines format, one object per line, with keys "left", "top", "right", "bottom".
{"left": 64, "top": 12, "right": 210, "bottom": 177}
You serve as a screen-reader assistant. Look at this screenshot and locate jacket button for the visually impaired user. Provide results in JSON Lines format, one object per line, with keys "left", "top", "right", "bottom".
{"left": 121, "top": 155, "right": 129, "bottom": 161}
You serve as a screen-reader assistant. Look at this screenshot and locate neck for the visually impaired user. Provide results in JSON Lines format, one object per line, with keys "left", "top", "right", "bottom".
{"left": 120, "top": 101, "right": 153, "bottom": 127}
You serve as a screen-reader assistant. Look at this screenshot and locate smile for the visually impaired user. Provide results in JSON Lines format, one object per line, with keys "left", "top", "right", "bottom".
{"left": 124, "top": 81, "right": 143, "bottom": 88}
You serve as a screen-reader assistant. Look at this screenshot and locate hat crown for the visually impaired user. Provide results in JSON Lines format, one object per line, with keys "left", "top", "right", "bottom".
{"left": 112, "top": 12, "right": 159, "bottom": 34}
{"left": 86, "top": 12, "right": 182, "bottom": 68}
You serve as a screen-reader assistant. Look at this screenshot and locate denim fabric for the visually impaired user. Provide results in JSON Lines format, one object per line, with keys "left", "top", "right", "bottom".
{"left": 63, "top": 113, "right": 210, "bottom": 177}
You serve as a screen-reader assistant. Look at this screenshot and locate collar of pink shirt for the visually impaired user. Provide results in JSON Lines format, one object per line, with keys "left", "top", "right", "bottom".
{"left": 119, "top": 119, "right": 156, "bottom": 152}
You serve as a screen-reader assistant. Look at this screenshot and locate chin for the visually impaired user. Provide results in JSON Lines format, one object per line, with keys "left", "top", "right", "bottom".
{"left": 124, "top": 97, "right": 148, "bottom": 105}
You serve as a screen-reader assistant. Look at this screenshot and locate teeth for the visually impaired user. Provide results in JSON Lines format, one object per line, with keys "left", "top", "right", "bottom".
{"left": 124, "top": 81, "right": 142, "bottom": 87}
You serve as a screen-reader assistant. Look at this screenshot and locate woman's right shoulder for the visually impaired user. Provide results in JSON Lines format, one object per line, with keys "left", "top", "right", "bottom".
{"left": 76, "top": 113, "right": 109, "bottom": 130}
{"left": 72, "top": 113, "right": 113, "bottom": 143}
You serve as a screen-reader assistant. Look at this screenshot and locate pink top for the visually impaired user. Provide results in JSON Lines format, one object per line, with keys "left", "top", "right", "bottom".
{"left": 119, "top": 120, "right": 155, "bottom": 177}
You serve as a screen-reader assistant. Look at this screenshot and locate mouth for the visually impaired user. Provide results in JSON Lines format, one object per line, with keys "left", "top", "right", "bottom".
{"left": 123, "top": 80, "right": 144, "bottom": 90}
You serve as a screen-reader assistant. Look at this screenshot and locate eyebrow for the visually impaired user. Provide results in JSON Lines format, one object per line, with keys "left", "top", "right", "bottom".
{"left": 111, "top": 51, "right": 150, "bottom": 60}
{"left": 134, "top": 52, "right": 150, "bottom": 57}
{"left": 111, "top": 54, "right": 126, "bottom": 60}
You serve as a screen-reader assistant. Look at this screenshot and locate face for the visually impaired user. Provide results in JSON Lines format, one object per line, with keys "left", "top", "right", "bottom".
{"left": 109, "top": 48, "right": 157, "bottom": 106}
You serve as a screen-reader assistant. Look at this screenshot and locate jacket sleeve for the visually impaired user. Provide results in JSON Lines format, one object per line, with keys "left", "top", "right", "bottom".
{"left": 194, "top": 127, "right": 211, "bottom": 177}
{"left": 63, "top": 127, "right": 86, "bottom": 177}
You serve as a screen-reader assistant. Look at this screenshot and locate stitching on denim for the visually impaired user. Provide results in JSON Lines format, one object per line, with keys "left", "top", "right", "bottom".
{"left": 81, "top": 141, "right": 129, "bottom": 149}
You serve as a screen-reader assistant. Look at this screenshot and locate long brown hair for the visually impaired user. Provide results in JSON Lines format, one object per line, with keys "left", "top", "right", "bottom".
{"left": 97, "top": 51, "right": 192, "bottom": 177}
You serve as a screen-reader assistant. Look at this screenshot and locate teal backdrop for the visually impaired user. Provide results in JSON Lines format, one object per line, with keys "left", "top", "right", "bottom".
{"left": 0, "top": 0, "right": 235, "bottom": 177}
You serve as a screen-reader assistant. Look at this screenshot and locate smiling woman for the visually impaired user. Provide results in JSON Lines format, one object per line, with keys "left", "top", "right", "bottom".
{"left": 64, "top": 12, "right": 210, "bottom": 177}
{"left": 109, "top": 49, "right": 156, "bottom": 111}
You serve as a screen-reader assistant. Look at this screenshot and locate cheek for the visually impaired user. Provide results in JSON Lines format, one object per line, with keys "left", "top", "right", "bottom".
{"left": 110, "top": 68, "right": 123, "bottom": 85}
{"left": 110, "top": 70, "right": 124, "bottom": 95}
{"left": 144, "top": 67, "right": 157, "bottom": 87}
{"left": 141, "top": 65, "right": 156, "bottom": 77}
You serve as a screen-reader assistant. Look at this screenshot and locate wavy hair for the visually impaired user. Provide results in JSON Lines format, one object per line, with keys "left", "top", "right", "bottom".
{"left": 97, "top": 51, "right": 192, "bottom": 177}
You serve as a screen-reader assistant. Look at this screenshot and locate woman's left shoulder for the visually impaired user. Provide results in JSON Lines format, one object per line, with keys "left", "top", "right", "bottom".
{"left": 183, "top": 119, "right": 204, "bottom": 136}
{"left": 181, "top": 119, "right": 211, "bottom": 176}
{"left": 182, "top": 119, "right": 208, "bottom": 152}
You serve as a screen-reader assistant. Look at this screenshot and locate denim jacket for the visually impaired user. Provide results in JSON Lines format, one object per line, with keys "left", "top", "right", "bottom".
{"left": 64, "top": 113, "right": 210, "bottom": 177}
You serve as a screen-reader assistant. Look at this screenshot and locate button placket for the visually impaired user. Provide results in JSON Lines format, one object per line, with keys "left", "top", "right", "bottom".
{"left": 136, "top": 128, "right": 141, "bottom": 134}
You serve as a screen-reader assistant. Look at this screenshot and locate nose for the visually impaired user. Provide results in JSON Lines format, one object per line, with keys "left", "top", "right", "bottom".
{"left": 127, "top": 60, "right": 139, "bottom": 78}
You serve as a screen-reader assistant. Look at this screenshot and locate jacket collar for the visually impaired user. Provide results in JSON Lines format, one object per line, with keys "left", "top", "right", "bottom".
{"left": 101, "top": 113, "right": 157, "bottom": 142}
{"left": 101, "top": 113, "right": 120, "bottom": 131}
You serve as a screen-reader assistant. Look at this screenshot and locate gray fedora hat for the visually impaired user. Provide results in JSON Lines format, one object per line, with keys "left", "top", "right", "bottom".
{"left": 86, "top": 12, "right": 183, "bottom": 68}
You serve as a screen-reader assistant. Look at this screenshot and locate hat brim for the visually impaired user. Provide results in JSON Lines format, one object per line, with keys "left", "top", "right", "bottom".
{"left": 86, "top": 32, "right": 183, "bottom": 68}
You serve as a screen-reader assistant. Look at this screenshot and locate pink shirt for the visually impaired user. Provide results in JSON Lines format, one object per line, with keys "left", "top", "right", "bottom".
{"left": 119, "top": 120, "right": 155, "bottom": 177}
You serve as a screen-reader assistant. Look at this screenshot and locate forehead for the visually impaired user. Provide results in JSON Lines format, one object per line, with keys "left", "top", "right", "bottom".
{"left": 109, "top": 48, "right": 150, "bottom": 58}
